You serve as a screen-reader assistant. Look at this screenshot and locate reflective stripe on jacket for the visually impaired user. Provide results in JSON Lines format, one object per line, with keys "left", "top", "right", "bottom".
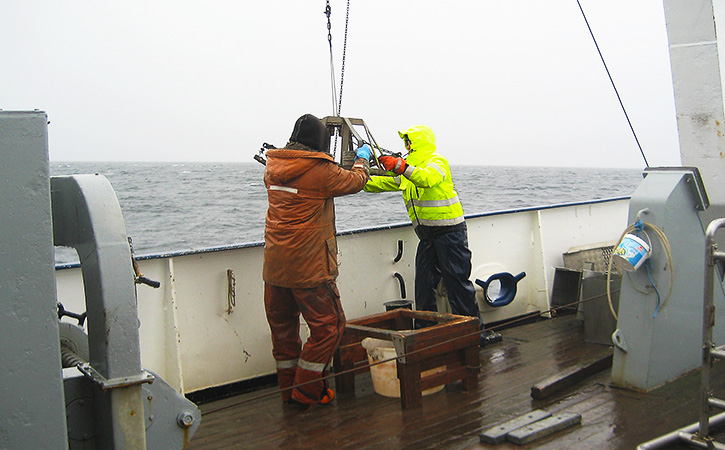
{"left": 263, "top": 148, "right": 369, "bottom": 288}
{"left": 364, "top": 125, "right": 464, "bottom": 227}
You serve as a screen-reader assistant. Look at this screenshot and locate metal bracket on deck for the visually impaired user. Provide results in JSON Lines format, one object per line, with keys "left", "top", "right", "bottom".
{"left": 77, "top": 362, "right": 155, "bottom": 390}
{"left": 391, "top": 334, "right": 407, "bottom": 364}
{"left": 612, "top": 329, "right": 628, "bottom": 353}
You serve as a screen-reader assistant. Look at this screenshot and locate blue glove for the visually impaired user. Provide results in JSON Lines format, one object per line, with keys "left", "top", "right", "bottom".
{"left": 356, "top": 144, "right": 372, "bottom": 160}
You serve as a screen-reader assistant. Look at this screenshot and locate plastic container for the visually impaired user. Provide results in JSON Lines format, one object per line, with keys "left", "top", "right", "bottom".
{"left": 361, "top": 337, "right": 445, "bottom": 398}
{"left": 612, "top": 234, "right": 651, "bottom": 272}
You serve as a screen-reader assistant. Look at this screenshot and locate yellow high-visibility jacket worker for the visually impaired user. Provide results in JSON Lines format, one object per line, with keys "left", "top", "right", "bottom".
{"left": 364, "top": 125, "right": 501, "bottom": 346}
{"left": 364, "top": 125, "right": 464, "bottom": 227}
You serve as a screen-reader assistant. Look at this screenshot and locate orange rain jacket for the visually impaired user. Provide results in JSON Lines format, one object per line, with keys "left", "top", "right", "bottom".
{"left": 263, "top": 148, "right": 369, "bottom": 288}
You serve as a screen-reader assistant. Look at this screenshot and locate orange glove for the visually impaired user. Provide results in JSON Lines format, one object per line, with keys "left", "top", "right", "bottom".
{"left": 378, "top": 155, "right": 407, "bottom": 175}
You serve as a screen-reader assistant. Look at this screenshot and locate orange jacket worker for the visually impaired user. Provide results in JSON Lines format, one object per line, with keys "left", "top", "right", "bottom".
{"left": 263, "top": 113, "right": 371, "bottom": 405}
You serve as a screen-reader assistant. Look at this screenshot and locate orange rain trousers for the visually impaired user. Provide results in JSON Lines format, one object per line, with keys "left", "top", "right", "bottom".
{"left": 264, "top": 283, "right": 346, "bottom": 402}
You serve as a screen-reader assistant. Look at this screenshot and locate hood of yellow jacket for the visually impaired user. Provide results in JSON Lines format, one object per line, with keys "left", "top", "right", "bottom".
{"left": 398, "top": 125, "right": 436, "bottom": 166}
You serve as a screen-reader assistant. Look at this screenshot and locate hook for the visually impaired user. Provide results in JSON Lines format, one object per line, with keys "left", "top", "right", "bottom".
{"left": 393, "top": 272, "right": 406, "bottom": 299}
{"left": 393, "top": 240, "right": 403, "bottom": 263}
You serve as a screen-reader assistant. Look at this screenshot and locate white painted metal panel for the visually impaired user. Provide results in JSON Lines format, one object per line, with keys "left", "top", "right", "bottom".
{"left": 169, "top": 248, "right": 271, "bottom": 393}
{"left": 538, "top": 201, "right": 632, "bottom": 300}
{"left": 665, "top": 0, "right": 725, "bottom": 207}
{"left": 336, "top": 226, "right": 418, "bottom": 318}
{"left": 469, "top": 210, "right": 547, "bottom": 323}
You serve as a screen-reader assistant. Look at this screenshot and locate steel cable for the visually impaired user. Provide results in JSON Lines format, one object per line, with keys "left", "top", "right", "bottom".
{"left": 576, "top": 0, "right": 649, "bottom": 167}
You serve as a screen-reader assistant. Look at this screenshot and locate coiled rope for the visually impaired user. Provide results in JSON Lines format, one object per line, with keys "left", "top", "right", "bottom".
{"left": 606, "top": 219, "right": 674, "bottom": 320}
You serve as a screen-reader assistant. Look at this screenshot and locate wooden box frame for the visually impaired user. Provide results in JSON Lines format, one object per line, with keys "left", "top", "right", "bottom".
{"left": 333, "top": 309, "right": 480, "bottom": 409}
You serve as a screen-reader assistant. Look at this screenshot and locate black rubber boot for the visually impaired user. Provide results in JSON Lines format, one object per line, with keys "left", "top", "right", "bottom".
{"left": 480, "top": 330, "right": 502, "bottom": 347}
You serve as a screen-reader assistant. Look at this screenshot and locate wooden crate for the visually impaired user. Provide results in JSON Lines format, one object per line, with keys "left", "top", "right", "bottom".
{"left": 333, "top": 309, "right": 480, "bottom": 409}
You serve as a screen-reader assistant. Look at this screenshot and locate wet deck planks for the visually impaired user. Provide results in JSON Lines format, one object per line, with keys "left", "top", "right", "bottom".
{"left": 185, "top": 315, "right": 725, "bottom": 450}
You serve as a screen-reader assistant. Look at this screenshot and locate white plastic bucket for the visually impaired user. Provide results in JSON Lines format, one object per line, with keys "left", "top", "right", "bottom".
{"left": 612, "top": 234, "right": 651, "bottom": 272}
{"left": 361, "top": 337, "right": 445, "bottom": 398}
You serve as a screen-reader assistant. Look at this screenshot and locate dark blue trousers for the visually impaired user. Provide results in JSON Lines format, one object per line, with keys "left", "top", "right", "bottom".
{"left": 414, "top": 222, "right": 482, "bottom": 329}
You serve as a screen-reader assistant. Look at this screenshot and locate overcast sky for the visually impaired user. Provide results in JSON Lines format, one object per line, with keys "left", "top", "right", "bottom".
{"left": 1, "top": 1, "right": 715, "bottom": 168}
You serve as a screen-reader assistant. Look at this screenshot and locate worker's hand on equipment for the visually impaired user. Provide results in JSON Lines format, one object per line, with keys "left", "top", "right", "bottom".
{"left": 378, "top": 155, "right": 407, "bottom": 175}
{"left": 356, "top": 144, "right": 372, "bottom": 161}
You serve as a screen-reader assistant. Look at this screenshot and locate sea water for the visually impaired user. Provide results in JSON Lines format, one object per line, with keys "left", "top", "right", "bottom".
{"left": 50, "top": 162, "right": 644, "bottom": 264}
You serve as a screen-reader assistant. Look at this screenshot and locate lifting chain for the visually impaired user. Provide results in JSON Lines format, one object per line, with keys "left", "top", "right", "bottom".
{"left": 324, "top": 0, "right": 351, "bottom": 159}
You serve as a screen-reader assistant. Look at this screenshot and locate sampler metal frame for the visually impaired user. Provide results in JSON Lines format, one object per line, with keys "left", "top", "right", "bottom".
{"left": 322, "top": 116, "right": 384, "bottom": 172}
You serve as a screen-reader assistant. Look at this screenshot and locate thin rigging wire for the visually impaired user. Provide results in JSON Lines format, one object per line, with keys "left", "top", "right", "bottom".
{"left": 576, "top": 0, "right": 649, "bottom": 168}
{"left": 324, "top": 0, "right": 350, "bottom": 117}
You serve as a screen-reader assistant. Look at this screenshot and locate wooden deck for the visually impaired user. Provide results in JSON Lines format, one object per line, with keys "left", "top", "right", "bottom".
{"left": 185, "top": 314, "right": 725, "bottom": 450}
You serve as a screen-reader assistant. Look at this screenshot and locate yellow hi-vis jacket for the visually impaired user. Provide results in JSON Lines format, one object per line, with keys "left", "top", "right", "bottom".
{"left": 364, "top": 125, "right": 465, "bottom": 227}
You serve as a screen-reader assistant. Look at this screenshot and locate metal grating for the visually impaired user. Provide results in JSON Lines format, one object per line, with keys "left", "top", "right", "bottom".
{"left": 563, "top": 242, "right": 616, "bottom": 273}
